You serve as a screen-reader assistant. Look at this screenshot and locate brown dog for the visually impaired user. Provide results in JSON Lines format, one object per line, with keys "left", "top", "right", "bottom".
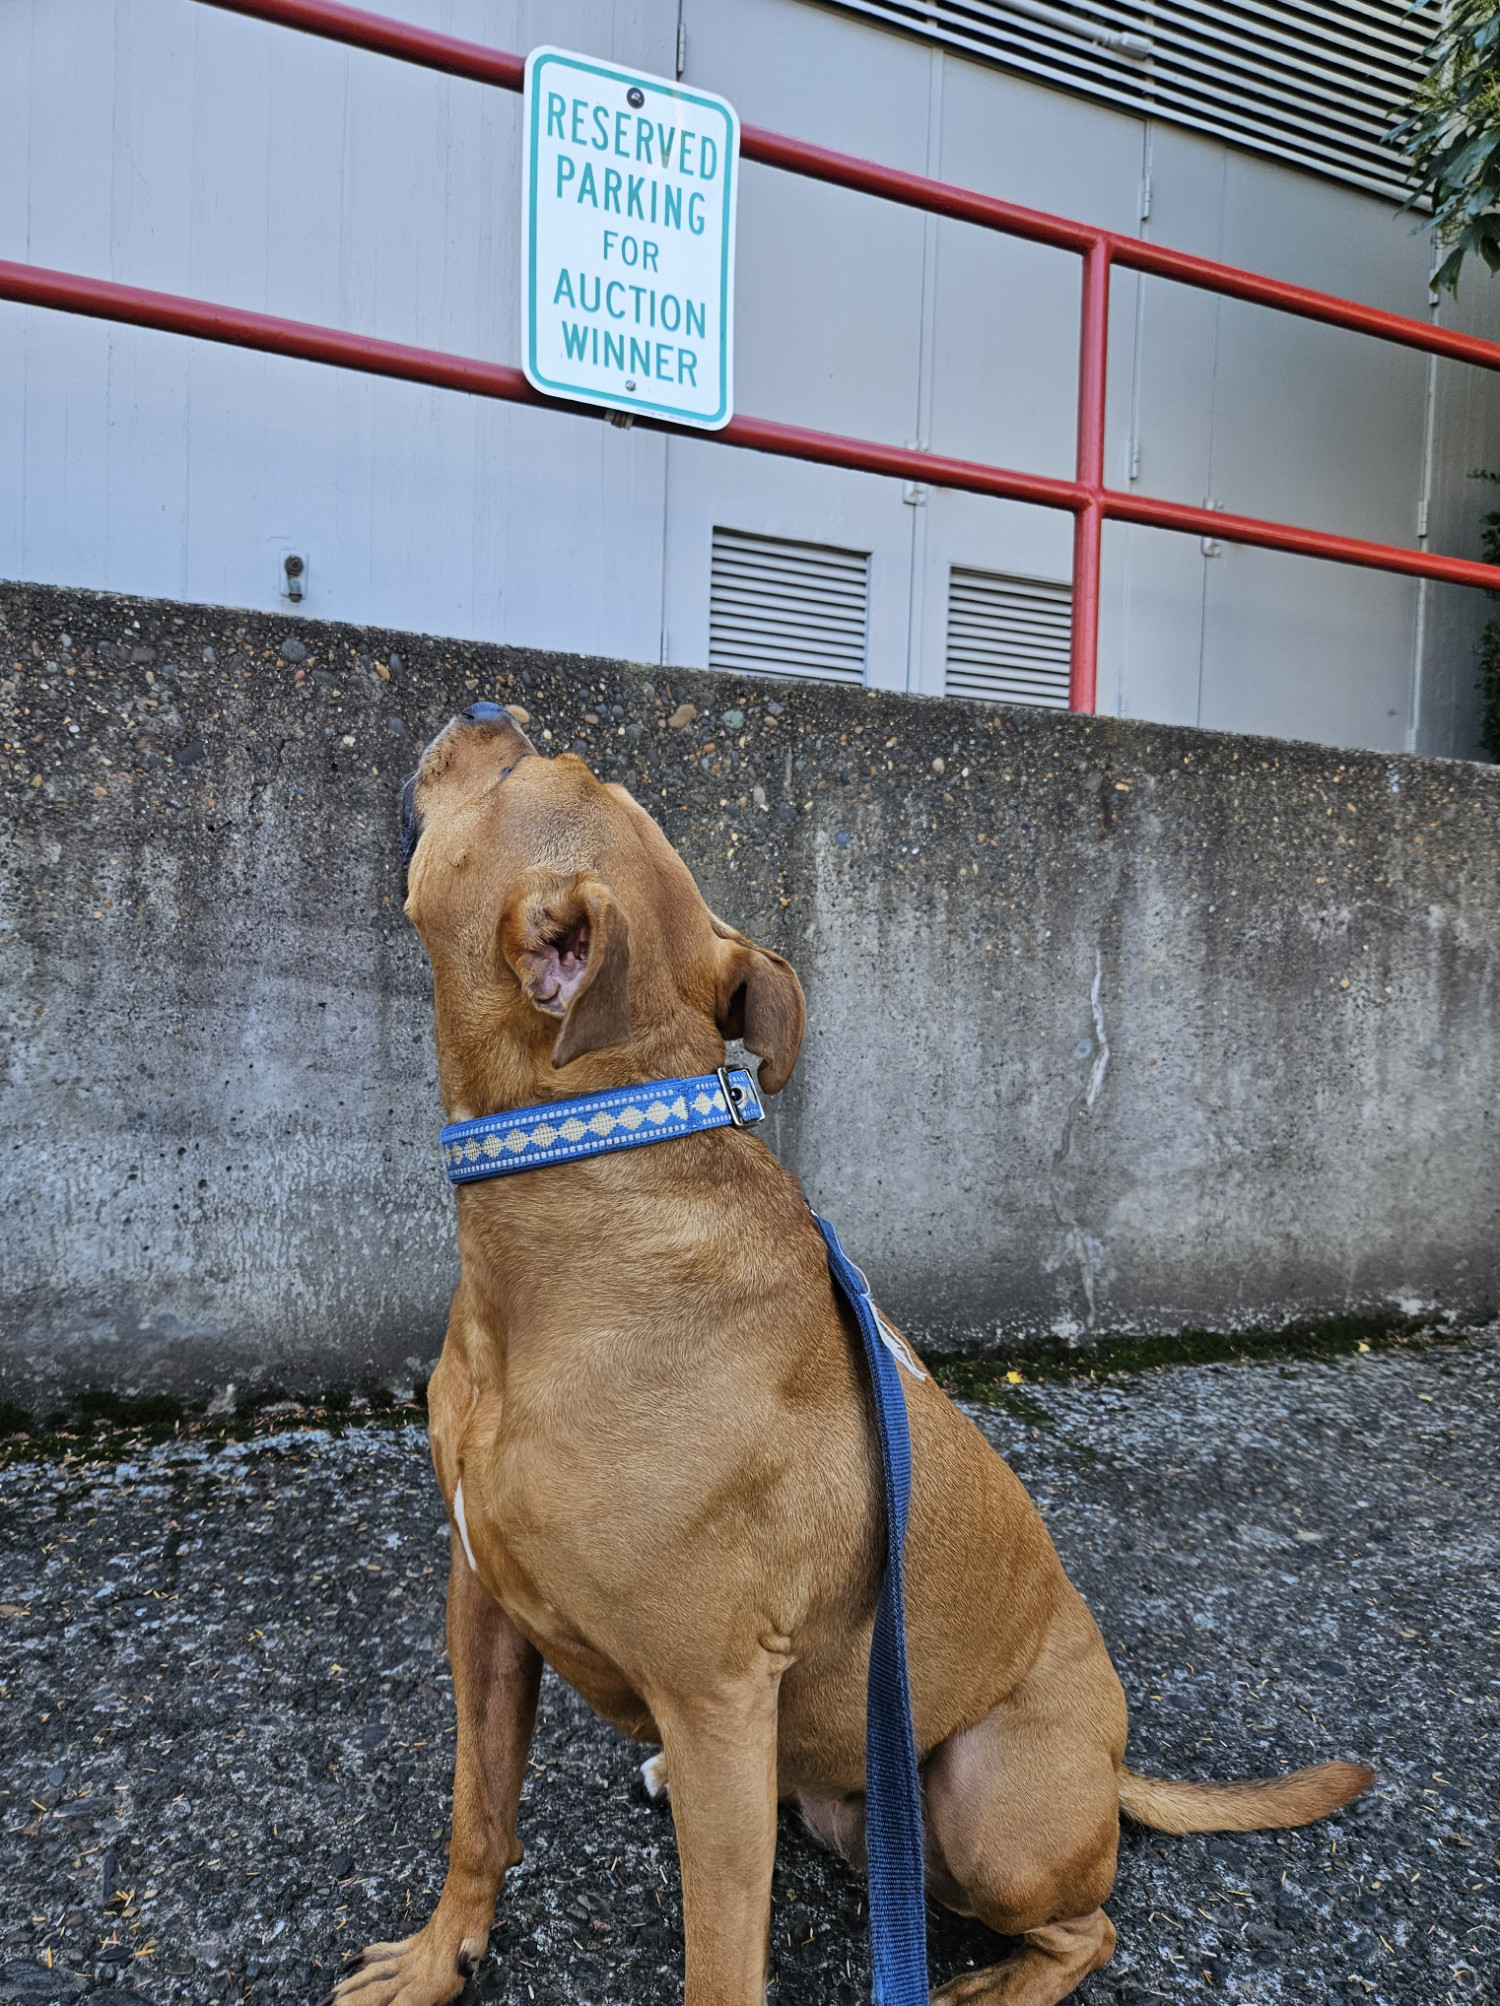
{"left": 333, "top": 709, "right": 1373, "bottom": 2006}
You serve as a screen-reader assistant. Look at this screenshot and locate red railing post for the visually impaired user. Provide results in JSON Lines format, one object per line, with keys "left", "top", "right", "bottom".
{"left": 1069, "top": 239, "right": 1111, "bottom": 715}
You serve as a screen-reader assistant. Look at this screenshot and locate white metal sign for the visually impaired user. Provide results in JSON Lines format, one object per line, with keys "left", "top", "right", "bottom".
{"left": 521, "top": 47, "right": 738, "bottom": 430}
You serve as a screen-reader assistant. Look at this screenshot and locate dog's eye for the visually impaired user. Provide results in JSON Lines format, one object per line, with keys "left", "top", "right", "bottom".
{"left": 398, "top": 773, "right": 422, "bottom": 897}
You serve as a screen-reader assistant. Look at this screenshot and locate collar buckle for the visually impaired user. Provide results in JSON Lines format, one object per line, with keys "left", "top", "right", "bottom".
{"left": 717, "top": 1065, "right": 749, "bottom": 1127}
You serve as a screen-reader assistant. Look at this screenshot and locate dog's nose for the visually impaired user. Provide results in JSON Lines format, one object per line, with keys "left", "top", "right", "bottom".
{"left": 452, "top": 703, "right": 538, "bottom": 760}
{"left": 412, "top": 704, "right": 537, "bottom": 773}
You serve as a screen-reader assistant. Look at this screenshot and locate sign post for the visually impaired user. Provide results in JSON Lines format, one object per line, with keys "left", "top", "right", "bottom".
{"left": 521, "top": 48, "right": 739, "bottom": 430}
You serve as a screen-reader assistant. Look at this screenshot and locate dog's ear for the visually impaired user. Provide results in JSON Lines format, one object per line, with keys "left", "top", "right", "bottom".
{"left": 499, "top": 870, "right": 632, "bottom": 1069}
{"left": 710, "top": 917, "right": 805, "bottom": 1094}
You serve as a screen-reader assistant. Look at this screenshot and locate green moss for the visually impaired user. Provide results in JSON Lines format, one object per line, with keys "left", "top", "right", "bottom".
{"left": 0, "top": 1400, "right": 430, "bottom": 1471}
{"left": 0, "top": 1310, "right": 1488, "bottom": 1463}
{"left": 933, "top": 1306, "right": 1488, "bottom": 1408}
{"left": 73, "top": 1387, "right": 186, "bottom": 1428}
{"left": 355, "top": 1374, "right": 397, "bottom": 1414}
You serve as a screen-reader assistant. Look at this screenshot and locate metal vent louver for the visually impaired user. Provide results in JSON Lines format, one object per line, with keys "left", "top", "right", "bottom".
{"left": 818, "top": 1, "right": 1438, "bottom": 202}
{"left": 945, "top": 567, "right": 1072, "bottom": 708}
{"left": 708, "top": 528, "right": 870, "bottom": 684}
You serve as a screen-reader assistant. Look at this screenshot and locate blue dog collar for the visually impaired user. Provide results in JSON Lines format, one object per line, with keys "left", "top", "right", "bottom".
{"left": 440, "top": 1066, "right": 764, "bottom": 1184}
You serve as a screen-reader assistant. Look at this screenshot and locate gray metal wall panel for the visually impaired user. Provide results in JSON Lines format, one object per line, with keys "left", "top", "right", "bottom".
{"left": 687, "top": 0, "right": 933, "bottom": 163}
{"left": 666, "top": 0, "right": 936, "bottom": 690}
{"left": 911, "top": 494, "right": 1074, "bottom": 700}
{"left": 1097, "top": 521, "right": 1207, "bottom": 724}
{"left": 1107, "top": 124, "right": 1452, "bottom": 749}
{"left": 0, "top": 0, "right": 676, "bottom": 660}
{"left": 663, "top": 440, "right": 917, "bottom": 691}
{"left": 733, "top": 165, "right": 929, "bottom": 441}
{"left": 910, "top": 49, "right": 1148, "bottom": 698}
{"left": 932, "top": 29, "right": 1148, "bottom": 228}
{"left": 1192, "top": 147, "right": 1431, "bottom": 745}
{"left": 1199, "top": 550, "right": 1418, "bottom": 749}
{"left": 1098, "top": 135, "right": 1221, "bottom": 726}
{"left": 923, "top": 227, "right": 1088, "bottom": 482}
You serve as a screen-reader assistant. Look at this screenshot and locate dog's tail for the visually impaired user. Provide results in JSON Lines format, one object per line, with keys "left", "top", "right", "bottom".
{"left": 1117, "top": 1759, "right": 1375, "bottom": 1834}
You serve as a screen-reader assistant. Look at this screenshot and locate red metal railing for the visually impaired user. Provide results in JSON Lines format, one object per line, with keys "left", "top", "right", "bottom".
{"left": 4, "top": 0, "right": 1500, "bottom": 713}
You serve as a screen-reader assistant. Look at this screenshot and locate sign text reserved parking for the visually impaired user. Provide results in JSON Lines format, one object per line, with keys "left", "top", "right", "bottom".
{"left": 522, "top": 48, "right": 738, "bottom": 429}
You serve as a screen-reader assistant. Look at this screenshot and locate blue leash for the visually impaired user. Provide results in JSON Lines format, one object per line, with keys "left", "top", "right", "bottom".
{"left": 437, "top": 1077, "right": 928, "bottom": 2003}
{"left": 814, "top": 1212, "right": 929, "bottom": 2006}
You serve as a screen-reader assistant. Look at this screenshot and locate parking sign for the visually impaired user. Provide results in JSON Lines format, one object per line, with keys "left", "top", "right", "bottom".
{"left": 521, "top": 47, "right": 738, "bottom": 430}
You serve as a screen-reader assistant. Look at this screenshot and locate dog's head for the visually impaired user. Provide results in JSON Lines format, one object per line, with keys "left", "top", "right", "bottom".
{"left": 400, "top": 705, "right": 805, "bottom": 1118}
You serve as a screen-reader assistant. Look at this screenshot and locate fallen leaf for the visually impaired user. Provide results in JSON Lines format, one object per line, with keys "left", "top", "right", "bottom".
{"left": 668, "top": 704, "right": 697, "bottom": 728}
{"left": 1006, "top": 1371, "right": 1023, "bottom": 1385}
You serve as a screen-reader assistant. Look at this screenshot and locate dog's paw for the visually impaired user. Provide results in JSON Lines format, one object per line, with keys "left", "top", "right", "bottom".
{"left": 640, "top": 1750, "right": 670, "bottom": 1801}
{"left": 326, "top": 1926, "right": 488, "bottom": 2006}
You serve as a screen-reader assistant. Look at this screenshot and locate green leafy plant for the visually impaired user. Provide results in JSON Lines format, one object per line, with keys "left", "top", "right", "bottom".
{"left": 1393, "top": 1, "right": 1500, "bottom": 295}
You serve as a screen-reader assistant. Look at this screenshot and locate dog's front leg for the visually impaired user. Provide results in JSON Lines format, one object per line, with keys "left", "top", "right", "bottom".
{"left": 333, "top": 1533, "right": 543, "bottom": 2006}
{"left": 656, "top": 1676, "right": 781, "bottom": 2006}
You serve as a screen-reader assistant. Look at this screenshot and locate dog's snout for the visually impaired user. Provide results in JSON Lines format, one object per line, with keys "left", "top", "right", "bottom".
{"left": 397, "top": 704, "right": 540, "bottom": 898}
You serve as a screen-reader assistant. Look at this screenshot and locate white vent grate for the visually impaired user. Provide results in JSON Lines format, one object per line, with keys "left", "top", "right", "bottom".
{"left": 945, "top": 567, "right": 1072, "bottom": 708}
{"left": 818, "top": 1, "right": 1439, "bottom": 202}
{"left": 708, "top": 528, "right": 870, "bottom": 684}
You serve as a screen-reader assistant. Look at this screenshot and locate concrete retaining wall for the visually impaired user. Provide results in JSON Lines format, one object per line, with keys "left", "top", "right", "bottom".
{"left": 2, "top": 581, "right": 1497, "bottom": 1416}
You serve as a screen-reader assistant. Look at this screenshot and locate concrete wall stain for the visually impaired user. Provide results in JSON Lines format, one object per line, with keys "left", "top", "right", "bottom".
{"left": 1, "top": 581, "right": 1497, "bottom": 1412}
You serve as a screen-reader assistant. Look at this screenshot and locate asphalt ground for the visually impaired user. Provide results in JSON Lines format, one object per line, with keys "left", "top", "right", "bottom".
{"left": 1, "top": 1331, "right": 1495, "bottom": 2006}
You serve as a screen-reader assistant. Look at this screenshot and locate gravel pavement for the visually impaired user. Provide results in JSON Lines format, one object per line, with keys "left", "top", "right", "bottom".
{"left": 1, "top": 1333, "right": 1495, "bottom": 2006}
